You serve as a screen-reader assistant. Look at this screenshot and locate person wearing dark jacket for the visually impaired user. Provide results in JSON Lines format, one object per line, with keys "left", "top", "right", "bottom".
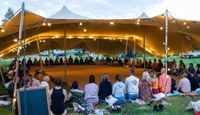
{"left": 187, "top": 64, "right": 199, "bottom": 91}
{"left": 98, "top": 73, "right": 112, "bottom": 102}
{"left": 70, "top": 81, "right": 84, "bottom": 105}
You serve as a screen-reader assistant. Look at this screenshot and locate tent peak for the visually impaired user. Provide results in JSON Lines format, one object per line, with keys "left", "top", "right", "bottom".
{"left": 49, "top": 6, "right": 89, "bottom": 19}
{"left": 137, "top": 12, "right": 151, "bottom": 19}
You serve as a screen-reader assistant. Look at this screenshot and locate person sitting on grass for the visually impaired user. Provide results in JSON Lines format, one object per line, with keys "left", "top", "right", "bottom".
{"left": 32, "top": 71, "right": 40, "bottom": 87}
{"left": 70, "top": 81, "right": 84, "bottom": 105}
{"left": 177, "top": 71, "right": 191, "bottom": 93}
{"left": 49, "top": 77, "right": 68, "bottom": 115}
{"left": 84, "top": 75, "right": 99, "bottom": 106}
{"left": 98, "top": 73, "right": 112, "bottom": 103}
{"left": 112, "top": 74, "right": 126, "bottom": 104}
{"left": 196, "top": 64, "right": 200, "bottom": 82}
{"left": 150, "top": 71, "right": 159, "bottom": 94}
{"left": 125, "top": 69, "right": 139, "bottom": 100}
{"left": 187, "top": 63, "right": 199, "bottom": 91}
{"left": 139, "top": 71, "right": 153, "bottom": 100}
{"left": 40, "top": 75, "right": 50, "bottom": 91}
{"left": 159, "top": 68, "right": 171, "bottom": 93}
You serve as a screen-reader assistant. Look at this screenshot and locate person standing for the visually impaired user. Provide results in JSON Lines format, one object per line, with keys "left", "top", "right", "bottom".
{"left": 187, "top": 63, "right": 199, "bottom": 91}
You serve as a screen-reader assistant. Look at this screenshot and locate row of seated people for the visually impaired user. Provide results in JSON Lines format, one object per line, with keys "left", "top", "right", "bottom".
{"left": 133, "top": 58, "right": 200, "bottom": 77}
{"left": 4, "top": 66, "right": 200, "bottom": 115}
{"left": 25, "top": 56, "right": 124, "bottom": 67}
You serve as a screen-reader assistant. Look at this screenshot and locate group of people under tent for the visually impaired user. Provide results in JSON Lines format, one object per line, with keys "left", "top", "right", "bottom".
{"left": 1, "top": 57, "right": 200, "bottom": 114}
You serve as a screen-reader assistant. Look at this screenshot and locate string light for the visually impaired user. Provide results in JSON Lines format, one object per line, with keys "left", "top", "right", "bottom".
{"left": 47, "top": 23, "right": 51, "bottom": 26}
{"left": 1, "top": 29, "right": 5, "bottom": 32}
{"left": 79, "top": 22, "right": 83, "bottom": 26}
{"left": 89, "top": 35, "right": 94, "bottom": 38}
{"left": 160, "top": 27, "right": 163, "bottom": 30}
{"left": 67, "top": 36, "right": 73, "bottom": 39}
{"left": 137, "top": 19, "right": 140, "bottom": 22}
{"left": 19, "top": 46, "right": 22, "bottom": 50}
{"left": 13, "top": 39, "right": 18, "bottom": 42}
{"left": 83, "top": 28, "right": 87, "bottom": 32}
{"left": 187, "top": 26, "right": 190, "bottom": 29}
{"left": 42, "top": 22, "right": 46, "bottom": 26}
{"left": 183, "top": 22, "right": 187, "bottom": 25}
{"left": 163, "top": 42, "right": 166, "bottom": 45}
{"left": 136, "top": 22, "right": 140, "bottom": 25}
{"left": 110, "top": 22, "right": 114, "bottom": 25}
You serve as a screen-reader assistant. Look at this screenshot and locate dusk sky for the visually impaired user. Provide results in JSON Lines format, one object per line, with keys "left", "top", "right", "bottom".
{"left": 0, "top": 0, "right": 199, "bottom": 21}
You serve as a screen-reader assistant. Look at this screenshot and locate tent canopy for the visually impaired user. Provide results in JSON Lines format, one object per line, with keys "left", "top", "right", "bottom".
{"left": 0, "top": 6, "right": 200, "bottom": 58}
{"left": 49, "top": 6, "right": 89, "bottom": 19}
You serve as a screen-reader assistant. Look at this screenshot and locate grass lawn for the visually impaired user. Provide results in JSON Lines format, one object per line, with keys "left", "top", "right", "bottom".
{"left": 0, "top": 96, "right": 199, "bottom": 115}
{"left": 0, "top": 60, "right": 10, "bottom": 70}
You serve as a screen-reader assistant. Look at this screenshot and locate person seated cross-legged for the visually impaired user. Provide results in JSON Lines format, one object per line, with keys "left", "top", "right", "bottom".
{"left": 112, "top": 74, "right": 126, "bottom": 104}
{"left": 49, "top": 77, "right": 68, "bottom": 115}
{"left": 177, "top": 71, "right": 191, "bottom": 93}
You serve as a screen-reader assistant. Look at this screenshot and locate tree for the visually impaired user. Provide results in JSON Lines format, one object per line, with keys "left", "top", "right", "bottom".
{"left": 2, "top": 7, "right": 14, "bottom": 24}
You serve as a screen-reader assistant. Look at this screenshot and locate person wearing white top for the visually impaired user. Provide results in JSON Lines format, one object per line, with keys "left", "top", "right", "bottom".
{"left": 84, "top": 75, "right": 99, "bottom": 105}
{"left": 125, "top": 69, "right": 139, "bottom": 100}
{"left": 177, "top": 71, "right": 191, "bottom": 93}
{"left": 112, "top": 74, "right": 126, "bottom": 104}
{"left": 32, "top": 71, "right": 40, "bottom": 87}
{"left": 40, "top": 75, "right": 50, "bottom": 91}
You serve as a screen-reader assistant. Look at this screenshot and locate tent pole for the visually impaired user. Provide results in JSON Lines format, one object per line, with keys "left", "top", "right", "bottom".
{"left": 48, "top": 40, "right": 51, "bottom": 66}
{"left": 64, "top": 24, "right": 67, "bottom": 83}
{"left": 134, "top": 37, "right": 136, "bottom": 54}
{"left": 125, "top": 38, "right": 128, "bottom": 64}
{"left": 164, "top": 9, "right": 169, "bottom": 98}
{"left": 36, "top": 35, "right": 43, "bottom": 70}
{"left": 97, "top": 39, "right": 99, "bottom": 57}
{"left": 12, "top": 2, "right": 25, "bottom": 112}
{"left": 0, "top": 68, "right": 5, "bottom": 86}
{"left": 133, "top": 37, "right": 136, "bottom": 68}
{"left": 143, "top": 27, "right": 146, "bottom": 69}
{"left": 22, "top": 7, "right": 28, "bottom": 115}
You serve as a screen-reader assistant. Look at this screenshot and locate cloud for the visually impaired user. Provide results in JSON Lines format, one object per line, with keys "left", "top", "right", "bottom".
{"left": 0, "top": 0, "right": 199, "bottom": 22}
{"left": 146, "top": 0, "right": 200, "bottom": 20}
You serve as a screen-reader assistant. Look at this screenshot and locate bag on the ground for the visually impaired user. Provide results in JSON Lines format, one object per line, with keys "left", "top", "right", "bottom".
{"left": 186, "top": 100, "right": 200, "bottom": 112}
{"left": 195, "top": 88, "right": 200, "bottom": 95}
{"left": 109, "top": 105, "right": 121, "bottom": 113}
{"left": 105, "top": 95, "right": 118, "bottom": 106}
{"left": 72, "top": 102, "right": 85, "bottom": 112}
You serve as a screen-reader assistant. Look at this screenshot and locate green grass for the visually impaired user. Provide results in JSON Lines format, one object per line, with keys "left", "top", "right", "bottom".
{"left": 0, "top": 106, "right": 12, "bottom": 115}
{"left": 0, "top": 96, "right": 198, "bottom": 115}
{"left": 0, "top": 60, "right": 10, "bottom": 70}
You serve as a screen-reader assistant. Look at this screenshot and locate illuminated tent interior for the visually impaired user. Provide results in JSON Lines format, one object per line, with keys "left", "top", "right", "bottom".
{"left": 0, "top": 6, "right": 200, "bottom": 59}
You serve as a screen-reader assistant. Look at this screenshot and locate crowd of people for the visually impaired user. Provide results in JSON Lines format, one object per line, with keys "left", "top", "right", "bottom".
{"left": 1, "top": 57, "right": 200, "bottom": 114}
{"left": 25, "top": 56, "right": 124, "bottom": 67}
{"left": 24, "top": 56, "right": 198, "bottom": 77}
